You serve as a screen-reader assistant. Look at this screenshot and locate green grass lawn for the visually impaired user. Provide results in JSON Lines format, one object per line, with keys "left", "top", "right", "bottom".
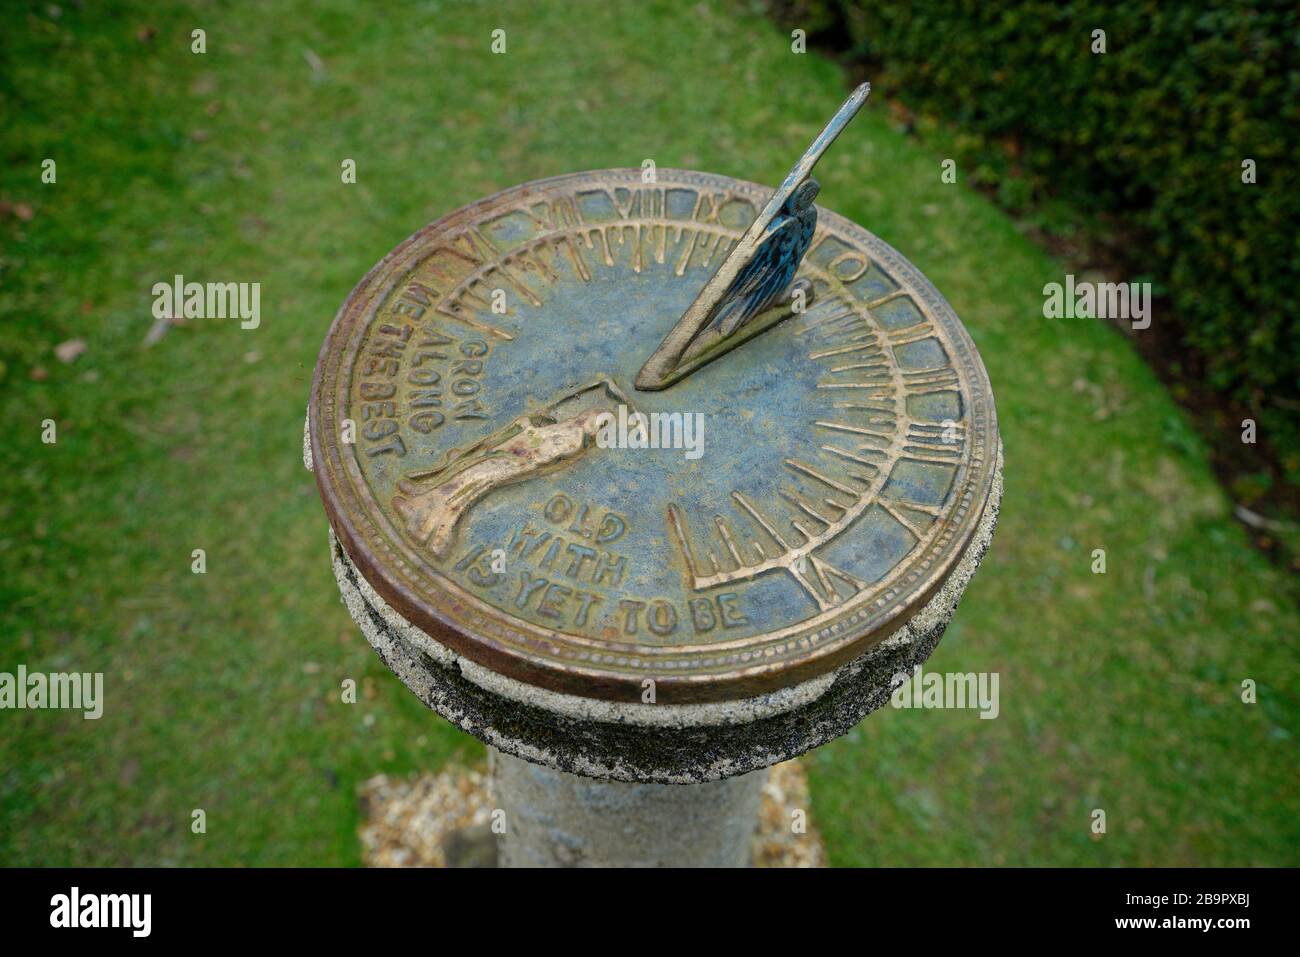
{"left": 1, "top": 0, "right": 1295, "bottom": 866}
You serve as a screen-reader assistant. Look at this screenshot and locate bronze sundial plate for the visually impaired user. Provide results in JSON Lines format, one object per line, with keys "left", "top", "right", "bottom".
{"left": 310, "top": 169, "right": 998, "bottom": 705}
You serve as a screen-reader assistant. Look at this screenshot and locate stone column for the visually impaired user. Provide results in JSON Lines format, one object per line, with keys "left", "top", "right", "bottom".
{"left": 491, "top": 751, "right": 767, "bottom": 867}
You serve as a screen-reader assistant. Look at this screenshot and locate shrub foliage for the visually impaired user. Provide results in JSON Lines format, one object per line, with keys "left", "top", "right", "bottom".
{"left": 774, "top": 1, "right": 1299, "bottom": 433}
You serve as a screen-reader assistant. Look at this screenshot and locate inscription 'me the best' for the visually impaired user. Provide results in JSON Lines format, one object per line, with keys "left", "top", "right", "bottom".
{"left": 356, "top": 282, "right": 492, "bottom": 458}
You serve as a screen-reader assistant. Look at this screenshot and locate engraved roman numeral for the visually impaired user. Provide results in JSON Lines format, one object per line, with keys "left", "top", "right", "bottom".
{"left": 789, "top": 553, "right": 868, "bottom": 611}
{"left": 902, "top": 422, "right": 964, "bottom": 460}
{"left": 901, "top": 367, "right": 958, "bottom": 394}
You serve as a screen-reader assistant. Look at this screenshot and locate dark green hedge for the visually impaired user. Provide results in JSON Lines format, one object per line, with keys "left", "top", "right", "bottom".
{"left": 773, "top": 0, "right": 1299, "bottom": 433}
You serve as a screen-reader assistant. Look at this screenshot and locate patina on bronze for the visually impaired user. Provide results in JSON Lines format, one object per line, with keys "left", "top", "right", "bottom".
{"left": 309, "top": 85, "right": 998, "bottom": 705}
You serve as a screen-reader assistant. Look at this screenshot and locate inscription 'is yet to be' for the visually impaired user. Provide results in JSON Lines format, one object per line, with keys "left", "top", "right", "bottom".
{"left": 452, "top": 494, "right": 750, "bottom": 638}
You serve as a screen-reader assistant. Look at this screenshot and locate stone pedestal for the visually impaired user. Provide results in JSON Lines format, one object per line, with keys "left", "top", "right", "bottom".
{"left": 491, "top": 752, "right": 767, "bottom": 867}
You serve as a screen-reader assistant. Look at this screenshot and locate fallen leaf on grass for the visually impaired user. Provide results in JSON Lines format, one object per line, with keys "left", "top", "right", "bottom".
{"left": 142, "top": 314, "right": 183, "bottom": 347}
{"left": 54, "top": 338, "right": 87, "bottom": 363}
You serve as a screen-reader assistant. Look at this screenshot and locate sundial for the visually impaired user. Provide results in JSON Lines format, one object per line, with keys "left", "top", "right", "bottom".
{"left": 309, "top": 83, "right": 999, "bottom": 711}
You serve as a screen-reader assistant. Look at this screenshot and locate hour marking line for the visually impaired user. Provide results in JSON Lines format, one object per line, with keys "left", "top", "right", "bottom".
{"left": 471, "top": 226, "right": 544, "bottom": 307}
{"left": 901, "top": 450, "right": 964, "bottom": 464}
{"left": 821, "top": 444, "right": 884, "bottom": 468}
{"left": 731, "top": 490, "right": 790, "bottom": 550}
{"left": 795, "top": 305, "right": 857, "bottom": 336}
{"left": 887, "top": 325, "right": 935, "bottom": 345}
{"left": 435, "top": 301, "right": 516, "bottom": 341}
{"left": 834, "top": 401, "right": 895, "bottom": 413}
{"left": 815, "top": 420, "right": 893, "bottom": 439}
{"left": 809, "top": 341, "right": 882, "bottom": 359}
{"left": 788, "top": 553, "right": 870, "bottom": 612}
{"left": 784, "top": 458, "right": 857, "bottom": 496}
{"left": 817, "top": 379, "right": 895, "bottom": 391}
{"left": 714, "top": 516, "right": 745, "bottom": 567}
{"left": 666, "top": 502, "right": 702, "bottom": 580}
{"left": 829, "top": 362, "right": 890, "bottom": 374}
{"left": 877, "top": 498, "right": 923, "bottom": 539}
{"left": 781, "top": 488, "right": 834, "bottom": 525}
